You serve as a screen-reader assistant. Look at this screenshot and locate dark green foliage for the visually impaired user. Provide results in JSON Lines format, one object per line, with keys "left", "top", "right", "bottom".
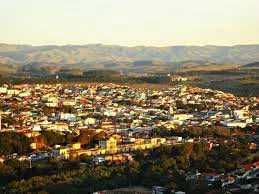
{"left": 0, "top": 139, "right": 254, "bottom": 193}
{"left": 0, "top": 163, "right": 14, "bottom": 176}
{"left": 1, "top": 116, "right": 16, "bottom": 126}
{"left": 40, "top": 131, "right": 66, "bottom": 146}
{"left": 0, "top": 132, "right": 32, "bottom": 155}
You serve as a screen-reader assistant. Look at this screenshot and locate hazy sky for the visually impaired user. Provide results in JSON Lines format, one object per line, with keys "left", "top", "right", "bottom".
{"left": 0, "top": 0, "right": 259, "bottom": 46}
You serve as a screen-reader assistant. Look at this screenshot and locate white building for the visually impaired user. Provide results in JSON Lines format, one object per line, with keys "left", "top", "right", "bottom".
{"left": 31, "top": 124, "right": 42, "bottom": 132}
{"left": 7, "top": 89, "right": 20, "bottom": 95}
{"left": 0, "top": 87, "right": 7, "bottom": 94}
{"left": 223, "top": 120, "right": 247, "bottom": 128}
{"left": 84, "top": 117, "right": 95, "bottom": 125}
{"left": 59, "top": 113, "right": 77, "bottom": 121}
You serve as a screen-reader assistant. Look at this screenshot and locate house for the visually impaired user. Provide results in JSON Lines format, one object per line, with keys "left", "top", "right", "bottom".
{"left": 207, "top": 110, "right": 223, "bottom": 120}
{"left": 99, "top": 137, "right": 117, "bottom": 154}
{"left": 173, "top": 113, "right": 190, "bottom": 121}
{"left": 152, "top": 186, "right": 167, "bottom": 194}
{"left": 45, "top": 101, "right": 59, "bottom": 107}
{"left": 149, "top": 138, "right": 166, "bottom": 145}
{"left": 111, "top": 134, "right": 123, "bottom": 143}
{"left": 223, "top": 120, "right": 247, "bottom": 128}
{"left": 100, "top": 122, "right": 115, "bottom": 129}
{"left": 171, "top": 136, "right": 183, "bottom": 142}
{"left": 19, "top": 91, "right": 31, "bottom": 97}
{"left": 123, "top": 137, "right": 136, "bottom": 143}
{"left": 30, "top": 142, "right": 37, "bottom": 149}
{"left": 47, "top": 122, "right": 69, "bottom": 132}
{"left": 0, "top": 87, "right": 7, "bottom": 94}
{"left": 24, "top": 130, "right": 40, "bottom": 138}
{"left": 164, "top": 120, "right": 182, "bottom": 128}
{"left": 47, "top": 96, "right": 59, "bottom": 102}
{"left": 30, "top": 124, "right": 42, "bottom": 132}
{"left": 233, "top": 109, "right": 246, "bottom": 119}
{"left": 59, "top": 113, "right": 77, "bottom": 121}
{"left": 84, "top": 117, "right": 95, "bottom": 125}
{"left": 7, "top": 89, "right": 20, "bottom": 95}
{"left": 62, "top": 99, "right": 76, "bottom": 106}
{"left": 70, "top": 142, "right": 81, "bottom": 150}
{"left": 144, "top": 138, "right": 166, "bottom": 146}
{"left": 103, "top": 109, "right": 117, "bottom": 117}
{"left": 185, "top": 138, "right": 194, "bottom": 143}
{"left": 92, "top": 157, "right": 105, "bottom": 164}
{"left": 51, "top": 147, "right": 70, "bottom": 159}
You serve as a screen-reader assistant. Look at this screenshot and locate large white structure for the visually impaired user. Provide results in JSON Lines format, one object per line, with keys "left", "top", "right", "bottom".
{"left": 223, "top": 120, "right": 247, "bottom": 128}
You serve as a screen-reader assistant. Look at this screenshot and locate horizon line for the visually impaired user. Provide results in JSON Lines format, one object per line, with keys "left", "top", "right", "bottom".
{"left": 1, "top": 42, "right": 259, "bottom": 48}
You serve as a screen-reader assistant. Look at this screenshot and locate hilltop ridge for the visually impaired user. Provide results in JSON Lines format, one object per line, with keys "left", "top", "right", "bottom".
{"left": 1, "top": 43, "right": 259, "bottom": 65}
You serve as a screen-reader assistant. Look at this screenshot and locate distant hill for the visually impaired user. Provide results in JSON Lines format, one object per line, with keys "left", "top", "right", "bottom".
{"left": 17, "top": 62, "right": 62, "bottom": 76}
{"left": 242, "top": 62, "right": 259, "bottom": 68}
{"left": 1, "top": 43, "right": 259, "bottom": 65}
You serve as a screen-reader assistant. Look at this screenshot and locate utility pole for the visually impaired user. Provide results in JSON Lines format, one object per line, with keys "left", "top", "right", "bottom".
{"left": 29, "top": 159, "right": 32, "bottom": 169}
{"left": 0, "top": 111, "right": 2, "bottom": 131}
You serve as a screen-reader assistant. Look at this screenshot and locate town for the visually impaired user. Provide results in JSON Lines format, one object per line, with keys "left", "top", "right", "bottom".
{"left": 0, "top": 83, "right": 258, "bottom": 193}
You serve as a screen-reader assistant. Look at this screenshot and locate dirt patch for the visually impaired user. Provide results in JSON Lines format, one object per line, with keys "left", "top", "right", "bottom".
{"left": 96, "top": 186, "right": 151, "bottom": 194}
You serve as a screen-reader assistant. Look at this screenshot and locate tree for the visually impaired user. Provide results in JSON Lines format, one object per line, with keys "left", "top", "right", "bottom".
{"left": 79, "top": 155, "right": 92, "bottom": 163}
{"left": 162, "top": 158, "right": 176, "bottom": 171}
{"left": 0, "top": 132, "right": 32, "bottom": 155}
{"left": 40, "top": 131, "right": 66, "bottom": 146}
{"left": 182, "top": 143, "right": 193, "bottom": 160}
{"left": 49, "top": 156, "right": 63, "bottom": 170}
{"left": 78, "top": 129, "right": 94, "bottom": 145}
{"left": 126, "top": 160, "right": 140, "bottom": 185}
{"left": 0, "top": 163, "right": 14, "bottom": 176}
{"left": 1, "top": 116, "right": 16, "bottom": 126}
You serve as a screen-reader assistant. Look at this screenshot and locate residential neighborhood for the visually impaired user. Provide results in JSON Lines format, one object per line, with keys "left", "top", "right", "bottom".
{"left": 0, "top": 83, "right": 258, "bottom": 193}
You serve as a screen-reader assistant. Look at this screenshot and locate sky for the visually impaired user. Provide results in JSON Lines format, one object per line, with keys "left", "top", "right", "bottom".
{"left": 0, "top": 0, "right": 259, "bottom": 47}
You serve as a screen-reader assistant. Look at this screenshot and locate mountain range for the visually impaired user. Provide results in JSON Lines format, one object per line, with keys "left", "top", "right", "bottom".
{"left": 1, "top": 43, "right": 259, "bottom": 65}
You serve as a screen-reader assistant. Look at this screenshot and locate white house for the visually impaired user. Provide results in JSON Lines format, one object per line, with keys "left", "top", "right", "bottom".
{"left": 0, "top": 87, "right": 7, "bottom": 94}
{"left": 59, "top": 113, "right": 77, "bottom": 121}
{"left": 46, "top": 102, "right": 59, "bottom": 108}
{"left": 84, "top": 117, "right": 96, "bottom": 125}
{"left": 31, "top": 124, "right": 42, "bottom": 132}
{"left": 62, "top": 99, "right": 76, "bottom": 106}
{"left": 233, "top": 110, "right": 246, "bottom": 119}
{"left": 223, "top": 120, "right": 246, "bottom": 128}
{"left": 173, "top": 113, "right": 190, "bottom": 121}
{"left": 7, "top": 89, "right": 20, "bottom": 95}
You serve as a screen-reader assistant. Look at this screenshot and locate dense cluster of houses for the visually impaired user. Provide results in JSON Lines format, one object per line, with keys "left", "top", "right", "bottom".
{"left": 0, "top": 83, "right": 258, "bottom": 161}
{"left": 0, "top": 83, "right": 258, "bottom": 193}
{"left": 186, "top": 161, "right": 259, "bottom": 193}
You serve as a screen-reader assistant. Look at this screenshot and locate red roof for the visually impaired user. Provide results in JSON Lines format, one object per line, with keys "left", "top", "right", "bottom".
{"left": 253, "top": 161, "right": 259, "bottom": 166}
{"left": 242, "top": 164, "right": 254, "bottom": 171}
{"left": 202, "top": 172, "right": 219, "bottom": 177}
